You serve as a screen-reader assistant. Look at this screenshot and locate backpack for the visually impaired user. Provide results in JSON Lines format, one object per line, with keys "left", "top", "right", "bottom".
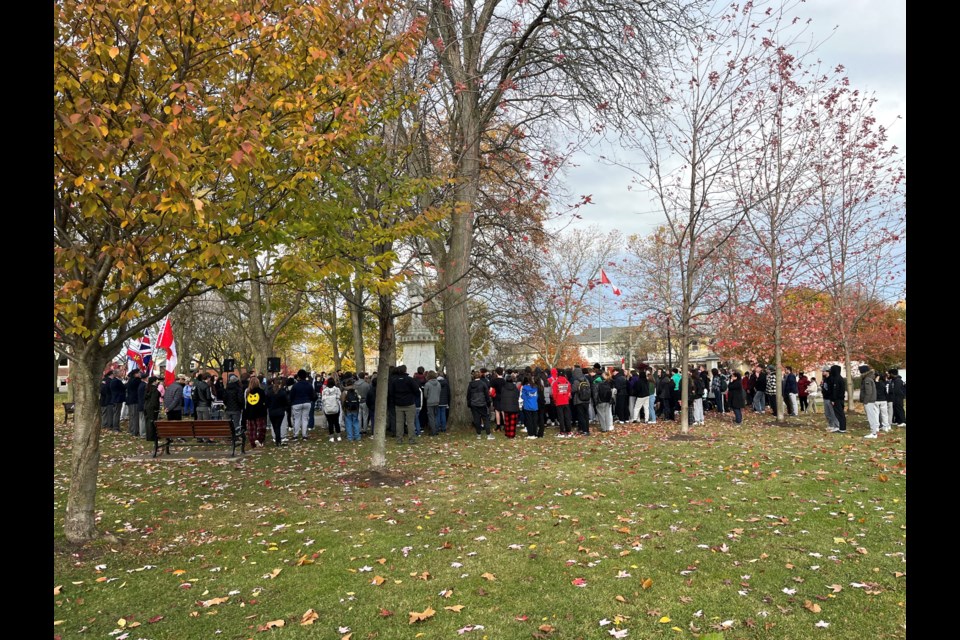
{"left": 469, "top": 383, "right": 487, "bottom": 407}
{"left": 344, "top": 388, "right": 360, "bottom": 411}
{"left": 719, "top": 376, "right": 728, "bottom": 392}
{"left": 322, "top": 387, "right": 340, "bottom": 414}
{"left": 597, "top": 381, "right": 613, "bottom": 403}
{"left": 577, "top": 380, "right": 592, "bottom": 402}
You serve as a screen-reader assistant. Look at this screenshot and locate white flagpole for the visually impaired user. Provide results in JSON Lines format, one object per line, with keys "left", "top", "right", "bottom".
{"left": 598, "top": 272, "right": 603, "bottom": 368}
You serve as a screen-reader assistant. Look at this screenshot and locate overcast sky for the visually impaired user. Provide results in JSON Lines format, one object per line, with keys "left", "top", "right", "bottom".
{"left": 554, "top": 0, "right": 906, "bottom": 239}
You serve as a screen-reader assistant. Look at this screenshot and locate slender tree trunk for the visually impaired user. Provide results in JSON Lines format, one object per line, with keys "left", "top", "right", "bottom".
{"left": 347, "top": 286, "right": 366, "bottom": 374}
{"left": 54, "top": 354, "right": 61, "bottom": 394}
{"left": 843, "top": 344, "right": 855, "bottom": 411}
{"left": 64, "top": 351, "right": 107, "bottom": 543}
{"left": 371, "top": 292, "right": 395, "bottom": 470}
{"left": 679, "top": 328, "right": 690, "bottom": 435}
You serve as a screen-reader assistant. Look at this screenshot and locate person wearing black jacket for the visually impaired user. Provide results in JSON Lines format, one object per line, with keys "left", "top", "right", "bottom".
{"left": 266, "top": 377, "right": 291, "bottom": 446}
{"left": 612, "top": 369, "right": 629, "bottom": 423}
{"left": 729, "top": 371, "right": 747, "bottom": 424}
{"left": 289, "top": 369, "right": 317, "bottom": 441}
{"left": 193, "top": 373, "right": 213, "bottom": 420}
{"left": 125, "top": 370, "right": 143, "bottom": 437}
{"left": 468, "top": 370, "right": 492, "bottom": 438}
{"left": 888, "top": 369, "right": 906, "bottom": 427}
{"left": 827, "top": 365, "right": 847, "bottom": 433}
{"left": 656, "top": 370, "right": 674, "bottom": 421}
{"left": 391, "top": 365, "right": 420, "bottom": 444}
{"left": 242, "top": 377, "right": 269, "bottom": 448}
{"left": 108, "top": 372, "right": 125, "bottom": 431}
{"left": 223, "top": 374, "right": 245, "bottom": 436}
{"left": 142, "top": 376, "right": 161, "bottom": 441}
{"left": 100, "top": 372, "right": 114, "bottom": 431}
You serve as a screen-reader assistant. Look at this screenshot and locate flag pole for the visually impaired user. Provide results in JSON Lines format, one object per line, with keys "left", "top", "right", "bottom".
{"left": 598, "top": 271, "right": 602, "bottom": 369}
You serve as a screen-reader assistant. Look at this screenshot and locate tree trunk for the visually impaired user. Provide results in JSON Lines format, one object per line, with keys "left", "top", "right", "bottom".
{"left": 347, "top": 286, "right": 366, "bottom": 374}
{"left": 371, "top": 293, "right": 395, "bottom": 470}
{"left": 64, "top": 352, "right": 107, "bottom": 543}
{"left": 442, "top": 109, "right": 481, "bottom": 428}
{"left": 679, "top": 331, "right": 690, "bottom": 435}
{"left": 54, "top": 353, "right": 61, "bottom": 394}
{"left": 843, "top": 345, "right": 855, "bottom": 412}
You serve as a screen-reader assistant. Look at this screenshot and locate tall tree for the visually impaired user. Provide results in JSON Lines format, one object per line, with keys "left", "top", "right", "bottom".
{"left": 54, "top": 0, "right": 418, "bottom": 543}
{"left": 408, "top": 0, "right": 699, "bottom": 426}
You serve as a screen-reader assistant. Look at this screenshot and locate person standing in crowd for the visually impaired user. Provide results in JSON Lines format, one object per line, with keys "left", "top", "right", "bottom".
{"left": 819, "top": 369, "right": 838, "bottom": 431}
{"left": 194, "top": 373, "right": 212, "bottom": 421}
{"left": 437, "top": 372, "right": 450, "bottom": 433}
{"left": 875, "top": 371, "right": 891, "bottom": 432}
{"left": 806, "top": 374, "right": 819, "bottom": 413}
{"left": 551, "top": 368, "right": 573, "bottom": 436}
{"left": 163, "top": 375, "right": 184, "bottom": 420}
{"left": 109, "top": 370, "right": 126, "bottom": 430}
{"left": 783, "top": 366, "right": 799, "bottom": 416}
{"left": 710, "top": 368, "right": 726, "bottom": 414}
{"left": 657, "top": 369, "right": 674, "bottom": 421}
{"left": 266, "top": 376, "right": 290, "bottom": 446}
{"left": 125, "top": 370, "right": 143, "bottom": 437}
{"left": 354, "top": 373, "right": 372, "bottom": 434}
{"left": 289, "top": 369, "right": 317, "bottom": 441}
{"left": 670, "top": 368, "right": 682, "bottom": 418}
{"left": 101, "top": 371, "right": 116, "bottom": 431}
{"left": 142, "top": 376, "right": 161, "bottom": 442}
{"left": 489, "top": 367, "right": 505, "bottom": 432}
{"left": 341, "top": 377, "right": 362, "bottom": 442}
{"left": 224, "top": 374, "right": 244, "bottom": 436}
{"left": 182, "top": 376, "right": 194, "bottom": 418}
{"left": 321, "top": 377, "right": 342, "bottom": 442}
{"left": 627, "top": 369, "right": 640, "bottom": 422}
{"left": 612, "top": 368, "right": 629, "bottom": 423}
{"left": 595, "top": 370, "right": 615, "bottom": 432}
{"left": 423, "top": 371, "right": 441, "bottom": 436}
{"left": 391, "top": 365, "right": 419, "bottom": 444}
{"left": 827, "top": 365, "right": 847, "bottom": 433}
{"left": 858, "top": 364, "right": 879, "bottom": 439}
{"left": 212, "top": 373, "right": 224, "bottom": 402}
{"left": 571, "top": 366, "right": 591, "bottom": 435}
{"left": 521, "top": 375, "right": 540, "bottom": 439}
{"left": 729, "top": 371, "right": 746, "bottom": 424}
{"left": 797, "top": 371, "right": 810, "bottom": 413}
{"left": 692, "top": 367, "right": 705, "bottom": 425}
{"left": 468, "top": 370, "right": 494, "bottom": 439}
{"left": 644, "top": 369, "right": 657, "bottom": 424}
{"left": 499, "top": 372, "right": 521, "bottom": 438}
{"left": 888, "top": 369, "right": 906, "bottom": 427}
{"left": 242, "top": 376, "right": 268, "bottom": 448}
{"left": 752, "top": 366, "right": 766, "bottom": 413}
{"left": 764, "top": 365, "right": 777, "bottom": 414}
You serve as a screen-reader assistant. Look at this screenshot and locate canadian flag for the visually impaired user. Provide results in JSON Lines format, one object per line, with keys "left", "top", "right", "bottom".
{"left": 156, "top": 316, "right": 178, "bottom": 386}
{"left": 599, "top": 268, "right": 621, "bottom": 296}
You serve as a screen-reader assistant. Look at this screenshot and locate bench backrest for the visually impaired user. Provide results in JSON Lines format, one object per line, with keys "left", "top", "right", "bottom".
{"left": 155, "top": 420, "right": 233, "bottom": 438}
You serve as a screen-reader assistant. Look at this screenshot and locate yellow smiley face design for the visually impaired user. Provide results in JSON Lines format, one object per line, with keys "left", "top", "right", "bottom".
{"left": 247, "top": 392, "right": 261, "bottom": 405}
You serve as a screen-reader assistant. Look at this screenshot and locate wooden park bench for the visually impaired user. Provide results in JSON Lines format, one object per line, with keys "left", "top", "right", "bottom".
{"left": 63, "top": 402, "right": 75, "bottom": 423}
{"left": 153, "top": 419, "right": 243, "bottom": 458}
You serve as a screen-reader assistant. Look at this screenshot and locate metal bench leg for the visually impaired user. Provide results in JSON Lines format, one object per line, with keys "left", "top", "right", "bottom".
{"left": 165, "top": 439, "right": 172, "bottom": 455}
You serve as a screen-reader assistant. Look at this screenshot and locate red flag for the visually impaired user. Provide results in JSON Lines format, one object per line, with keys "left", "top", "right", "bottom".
{"left": 156, "top": 316, "right": 178, "bottom": 386}
{"left": 599, "top": 268, "right": 621, "bottom": 296}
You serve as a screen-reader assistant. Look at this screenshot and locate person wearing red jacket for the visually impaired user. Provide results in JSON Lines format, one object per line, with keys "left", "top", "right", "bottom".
{"left": 551, "top": 369, "right": 573, "bottom": 436}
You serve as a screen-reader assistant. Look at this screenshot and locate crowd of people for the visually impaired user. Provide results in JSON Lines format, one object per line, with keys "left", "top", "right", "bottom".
{"left": 99, "top": 361, "right": 906, "bottom": 447}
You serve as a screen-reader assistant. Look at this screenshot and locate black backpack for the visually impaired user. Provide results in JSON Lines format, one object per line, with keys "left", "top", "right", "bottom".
{"left": 577, "top": 380, "right": 592, "bottom": 402}
{"left": 598, "top": 381, "right": 613, "bottom": 403}
{"left": 719, "top": 376, "right": 728, "bottom": 392}
{"left": 345, "top": 388, "right": 360, "bottom": 411}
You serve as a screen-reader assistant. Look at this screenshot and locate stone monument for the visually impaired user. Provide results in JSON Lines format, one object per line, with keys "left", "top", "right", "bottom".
{"left": 397, "top": 278, "right": 437, "bottom": 372}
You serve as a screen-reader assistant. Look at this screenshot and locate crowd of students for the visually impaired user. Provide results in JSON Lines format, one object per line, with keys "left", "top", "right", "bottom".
{"left": 102, "top": 360, "right": 906, "bottom": 447}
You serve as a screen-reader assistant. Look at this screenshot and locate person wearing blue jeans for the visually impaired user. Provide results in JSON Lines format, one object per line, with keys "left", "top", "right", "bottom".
{"left": 344, "top": 410, "right": 360, "bottom": 441}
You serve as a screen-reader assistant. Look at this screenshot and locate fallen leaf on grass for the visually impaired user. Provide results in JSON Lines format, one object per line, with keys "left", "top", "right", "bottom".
{"left": 615, "top": 595, "right": 628, "bottom": 603}
{"left": 54, "top": 585, "right": 63, "bottom": 595}
{"left": 148, "top": 616, "right": 163, "bottom": 624}
{"left": 804, "top": 601, "right": 822, "bottom": 613}
{"left": 440, "top": 589, "right": 453, "bottom": 598}
{"left": 379, "top": 609, "right": 394, "bottom": 617}
{"left": 572, "top": 578, "right": 587, "bottom": 587}
{"left": 641, "top": 578, "right": 653, "bottom": 590}
{"left": 445, "top": 605, "right": 465, "bottom": 612}
{"left": 538, "top": 624, "right": 556, "bottom": 632}
{"left": 609, "top": 629, "right": 629, "bottom": 638}
{"left": 409, "top": 607, "right": 436, "bottom": 624}
{"left": 856, "top": 547, "right": 868, "bottom": 555}
{"left": 371, "top": 575, "right": 386, "bottom": 586}
{"left": 296, "top": 555, "right": 314, "bottom": 566}
{"left": 828, "top": 584, "right": 842, "bottom": 593}
{"left": 200, "top": 597, "right": 229, "bottom": 607}
{"left": 300, "top": 609, "right": 318, "bottom": 625}
{"left": 341, "top": 634, "right": 352, "bottom": 640}
{"left": 266, "top": 568, "right": 282, "bottom": 579}
{"left": 481, "top": 573, "right": 496, "bottom": 581}
{"left": 659, "top": 617, "right": 671, "bottom": 623}
{"left": 172, "top": 570, "right": 186, "bottom": 576}
{"left": 258, "top": 619, "right": 285, "bottom": 631}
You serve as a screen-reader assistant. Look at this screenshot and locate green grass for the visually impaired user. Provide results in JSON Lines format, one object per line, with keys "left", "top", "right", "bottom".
{"left": 53, "top": 409, "right": 906, "bottom": 639}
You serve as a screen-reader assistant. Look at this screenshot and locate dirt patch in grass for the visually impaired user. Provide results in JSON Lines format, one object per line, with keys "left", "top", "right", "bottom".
{"left": 337, "top": 469, "right": 411, "bottom": 487}
{"left": 665, "top": 433, "right": 707, "bottom": 442}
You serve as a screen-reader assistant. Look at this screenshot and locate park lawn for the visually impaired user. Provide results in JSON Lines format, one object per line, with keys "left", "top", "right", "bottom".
{"left": 53, "top": 407, "right": 905, "bottom": 640}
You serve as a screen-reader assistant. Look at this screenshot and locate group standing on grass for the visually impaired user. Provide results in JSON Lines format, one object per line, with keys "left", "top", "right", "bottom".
{"left": 100, "top": 359, "right": 906, "bottom": 445}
